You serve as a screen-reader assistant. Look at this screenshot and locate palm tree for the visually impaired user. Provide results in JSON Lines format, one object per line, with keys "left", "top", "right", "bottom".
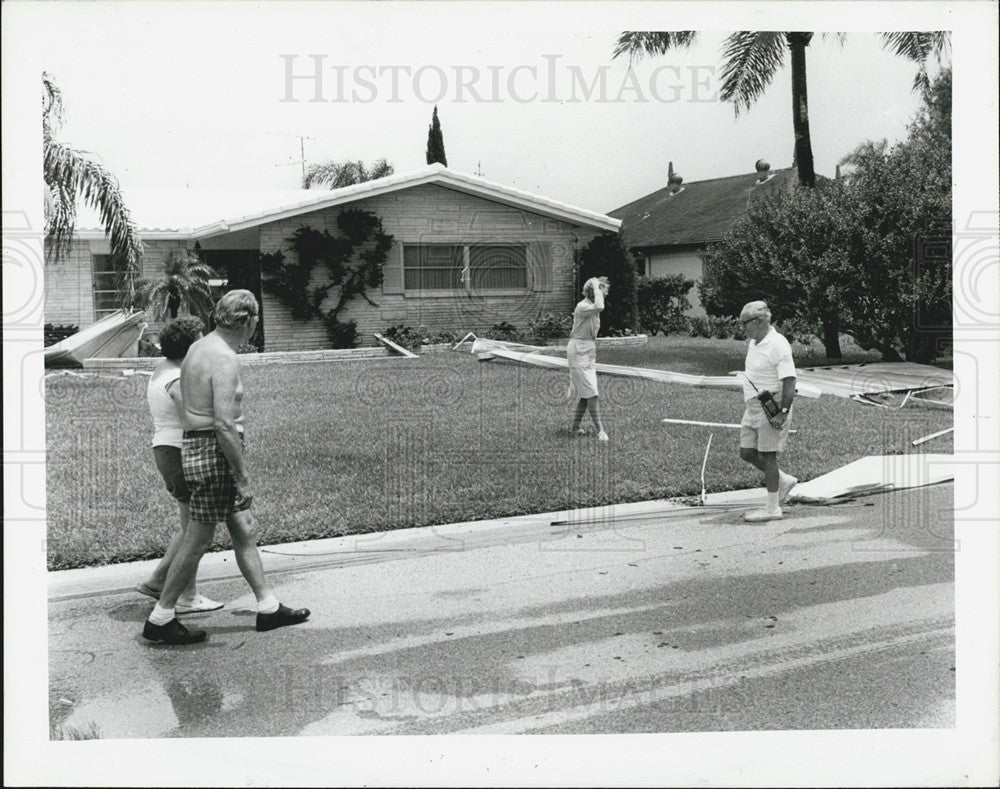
{"left": 613, "top": 31, "right": 950, "bottom": 187}
{"left": 303, "top": 158, "right": 394, "bottom": 189}
{"left": 136, "top": 250, "right": 215, "bottom": 321}
{"left": 43, "top": 72, "right": 144, "bottom": 306}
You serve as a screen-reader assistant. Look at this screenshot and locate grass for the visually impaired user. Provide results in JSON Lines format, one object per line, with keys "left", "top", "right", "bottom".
{"left": 45, "top": 335, "right": 953, "bottom": 570}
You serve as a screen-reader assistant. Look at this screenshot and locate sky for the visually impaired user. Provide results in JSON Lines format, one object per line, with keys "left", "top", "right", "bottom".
{"left": 14, "top": 2, "right": 950, "bottom": 213}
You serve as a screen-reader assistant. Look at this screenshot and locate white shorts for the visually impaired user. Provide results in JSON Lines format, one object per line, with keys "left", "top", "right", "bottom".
{"left": 740, "top": 399, "right": 792, "bottom": 453}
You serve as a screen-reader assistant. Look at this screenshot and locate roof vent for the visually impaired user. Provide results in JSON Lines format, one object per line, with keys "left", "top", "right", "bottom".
{"left": 668, "top": 171, "right": 684, "bottom": 195}
{"left": 755, "top": 159, "right": 771, "bottom": 182}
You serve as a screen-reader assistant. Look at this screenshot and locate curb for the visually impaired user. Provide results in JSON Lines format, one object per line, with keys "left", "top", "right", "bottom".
{"left": 47, "top": 489, "right": 768, "bottom": 602}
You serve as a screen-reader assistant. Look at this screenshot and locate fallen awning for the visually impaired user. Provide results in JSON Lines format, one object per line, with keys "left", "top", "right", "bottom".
{"left": 796, "top": 362, "right": 953, "bottom": 398}
{"left": 790, "top": 454, "right": 954, "bottom": 504}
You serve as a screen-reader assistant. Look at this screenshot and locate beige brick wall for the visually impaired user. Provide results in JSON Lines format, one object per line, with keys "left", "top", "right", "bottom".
{"left": 259, "top": 184, "right": 601, "bottom": 351}
{"left": 44, "top": 238, "right": 189, "bottom": 332}
{"left": 44, "top": 185, "right": 609, "bottom": 350}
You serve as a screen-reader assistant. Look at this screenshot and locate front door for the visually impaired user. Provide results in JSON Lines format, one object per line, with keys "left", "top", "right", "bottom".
{"left": 201, "top": 250, "right": 265, "bottom": 350}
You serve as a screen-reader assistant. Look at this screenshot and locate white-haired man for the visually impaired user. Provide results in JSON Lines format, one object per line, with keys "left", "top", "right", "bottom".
{"left": 142, "top": 290, "right": 309, "bottom": 644}
{"left": 738, "top": 300, "right": 798, "bottom": 522}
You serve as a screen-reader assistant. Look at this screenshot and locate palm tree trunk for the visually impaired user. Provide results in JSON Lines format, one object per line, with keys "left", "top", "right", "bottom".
{"left": 788, "top": 33, "right": 816, "bottom": 188}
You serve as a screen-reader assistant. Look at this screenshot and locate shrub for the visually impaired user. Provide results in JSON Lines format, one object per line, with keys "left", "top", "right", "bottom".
{"left": 381, "top": 324, "right": 422, "bottom": 350}
{"left": 576, "top": 233, "right": 639, "bottom": 336}
{"left": 710, "top": 316, "right": 742, "bottom": 340}
{"left": 237, "top": 339, "right": 262, "bottom": 354}
{"left": 324, "top": 316, "right": 359, "bottom": 349}
{"left": 636, "top": 275, "right": 694, "bottom": 336}
{"left": 44, "top": 323, "right": 79, "bottom": 347}
{"left": 687, "top": 316, "right": 710, "bottom": 338}
{"left": 528, "top": 312, "right": 573, "bottom": 342}
{"left": 485, "top": 321, "right": 523, "bottom": 342}
{"left": 382, "top": 324, "right": 456, "bottom": 350}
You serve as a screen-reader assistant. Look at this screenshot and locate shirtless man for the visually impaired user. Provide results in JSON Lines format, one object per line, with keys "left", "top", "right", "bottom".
{"left": 143, "top": 290, "right": 309, "bottom": 645}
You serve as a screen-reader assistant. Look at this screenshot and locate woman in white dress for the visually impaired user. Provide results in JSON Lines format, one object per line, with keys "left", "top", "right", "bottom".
{"left": 567, "top": 276, "right": 610, "bottom": 441}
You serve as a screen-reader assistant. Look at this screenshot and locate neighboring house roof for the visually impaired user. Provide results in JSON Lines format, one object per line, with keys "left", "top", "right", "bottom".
{"left": 74, "top": 164, "right": 621, "bottom": 240}
{"left": 609, "top": 167, "right": 798, "bottom": 249}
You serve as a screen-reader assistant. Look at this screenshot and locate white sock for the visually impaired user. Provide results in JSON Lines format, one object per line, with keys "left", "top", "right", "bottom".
{"left": 767, "top": 491, "right": 780, "bottom": 512}
{"left": 149, "top": 603, "right": 175, "bottom": 626}
{"left": 257, "top": 594, "right": 279, "bottom": 614}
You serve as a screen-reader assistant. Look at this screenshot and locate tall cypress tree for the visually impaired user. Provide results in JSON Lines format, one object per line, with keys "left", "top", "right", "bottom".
{"left": 425, "top": 106, "right": 447, "bottom": 166}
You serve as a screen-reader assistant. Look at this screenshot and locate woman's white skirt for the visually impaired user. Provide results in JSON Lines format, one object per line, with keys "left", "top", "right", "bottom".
{"left": 566, "top": 338, "right": 599, "bottom": 399}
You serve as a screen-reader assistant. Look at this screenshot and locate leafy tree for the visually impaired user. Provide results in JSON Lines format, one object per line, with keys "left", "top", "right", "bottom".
{"left": 836, "top": 67, "right": 952, "bottom": 362}
{"left": 425, "top": 105, "right": 447, "bottom": 166}
{"left": 613, "top": 31, "right": 950, "bottom": 188}
{"left": 577, "top": 233, "right": 639, "bottom": 335}
{"left": 700, "top": 180, "right": 854, "bottom": 357}
{"left": 700, "top": 68, "right": 952, "bottom": 363}
{"left": 636, "top": 274, "right": 694, "bottom": 336}
{"left": 43, "top": 73, "right": 143, "bottom": 305}
{"left": 303, "top": 159, "right": 393, "bottom": 189}
{"left": 135, "top": 249, "right": 215, "bottom": 321}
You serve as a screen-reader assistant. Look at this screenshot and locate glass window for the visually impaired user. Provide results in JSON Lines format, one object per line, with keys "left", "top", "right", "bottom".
{"left": 469, "top": 245, "right": 527, "bottom": 290}
{"left": 92, "top": 255, "right": 126, "bottom": 318}
{"left": 403, "top": 245, "right": 464, "bottom": 290}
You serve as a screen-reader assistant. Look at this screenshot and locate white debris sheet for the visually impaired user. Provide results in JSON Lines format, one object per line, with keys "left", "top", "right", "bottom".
{"left": 790, "top": 453, "right": 954, "bottom": 504}
{"left": 474, "top": 340, "right": 823, "bottom": 397}
{"left": 373, "top": 332, "right": 418, "bottom": 358}
{"left": 796, "top": 362, "right": 954, "bottom": 399}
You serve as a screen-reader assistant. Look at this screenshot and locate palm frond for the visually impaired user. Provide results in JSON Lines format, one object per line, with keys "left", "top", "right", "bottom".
{"left": 42, "top": 71, "right": 65, "bottom": 137}
{"left": 879, "top": 31, "right": 950, "bottom": 63}
{"left": 879, "top": 32, "right": 951, "bottom": 92}
{"left": 613, "top": 31, "right": 699, "bottom": 63}
{"left": 43, "top": 77, "right": 144, "bottom": 306}
{"left": 140, "top": 250, "right": 216, "bottom": 321}
{"left": 719, "top": 32, "right": 787, "bottom": 116}
{"left": 304, "top": 159, "right": 395, "bottom": 188}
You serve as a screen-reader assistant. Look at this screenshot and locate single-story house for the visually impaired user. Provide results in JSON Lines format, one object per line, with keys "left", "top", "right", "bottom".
{"left": 609, "top": 160, "right": 798, "bottom": 314}
{"left": 45, "top": 164, "right": 620, "bottom": 351}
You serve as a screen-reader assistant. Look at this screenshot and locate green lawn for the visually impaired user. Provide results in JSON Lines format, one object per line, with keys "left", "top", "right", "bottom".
{"left": 45, "top": 336, "right": 953, "bottom": 569}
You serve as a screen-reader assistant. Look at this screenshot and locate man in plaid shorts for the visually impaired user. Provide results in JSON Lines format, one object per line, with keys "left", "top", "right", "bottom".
{"left": 143, "top": 290, "right": 310, "bottom": 645}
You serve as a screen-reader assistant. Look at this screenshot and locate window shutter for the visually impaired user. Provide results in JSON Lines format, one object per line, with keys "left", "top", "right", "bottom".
{"left": 528, "top": 241, "right": 552, "bottom": 292}
{"left": 383, "top": 241, "right": 404, "bottom": 294}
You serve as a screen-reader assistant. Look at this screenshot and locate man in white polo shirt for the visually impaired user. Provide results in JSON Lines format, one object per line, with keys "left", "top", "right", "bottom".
{"left": 738, "top": 300, "right": 798, "bottom": 521}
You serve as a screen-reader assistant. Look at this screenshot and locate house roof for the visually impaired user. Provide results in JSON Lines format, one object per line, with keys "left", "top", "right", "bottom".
{"left": 608, "top": 167, "right": 798, "bottom": 249}
{"left": 74, "top": 164, "right": 621, "bottom": 240}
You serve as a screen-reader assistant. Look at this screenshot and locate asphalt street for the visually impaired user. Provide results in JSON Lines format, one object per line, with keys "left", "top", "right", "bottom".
{"left": 48, "top": 484, "right": 954, "bottom": 738}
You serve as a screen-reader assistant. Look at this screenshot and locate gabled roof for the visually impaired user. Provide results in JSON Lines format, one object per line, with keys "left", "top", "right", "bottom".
{"left": 609, "top": 167, "right": 798, "bottom": 249}
{"left": 74, "top": 164, "right": 621, "bottom": 240}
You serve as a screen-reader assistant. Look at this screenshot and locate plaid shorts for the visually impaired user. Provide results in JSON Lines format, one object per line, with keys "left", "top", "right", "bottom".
{"left": 182, "top": 432, "right": 245, "bottom": 523}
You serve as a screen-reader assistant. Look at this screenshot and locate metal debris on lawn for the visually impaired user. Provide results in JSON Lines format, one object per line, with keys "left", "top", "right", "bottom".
{"left": 477, "top": 340, "right": 822, "bottom": 396}
{"left": 789, "top": 454, "right": 953, "bottom": 504}
{"left": 911, "top": 426, "right": 955, "bottom": 446}
{"left": 796, "top": 362, "right": 953, "bottom": 401}
{"left": 373, "top": 332, "right": 418, "bottom": 358}
{"left": 663, "top": 418, "right": 797, "bottom": 434}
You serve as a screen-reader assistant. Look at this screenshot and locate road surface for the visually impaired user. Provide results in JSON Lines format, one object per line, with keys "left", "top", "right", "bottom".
{"left": 49, "top": 484, "right": 954, "bottom": 738}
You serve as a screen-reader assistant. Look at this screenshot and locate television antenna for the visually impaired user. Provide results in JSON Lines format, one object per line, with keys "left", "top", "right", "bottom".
{"left": 270, "top": 133, "right": 316, "bottom": 183}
